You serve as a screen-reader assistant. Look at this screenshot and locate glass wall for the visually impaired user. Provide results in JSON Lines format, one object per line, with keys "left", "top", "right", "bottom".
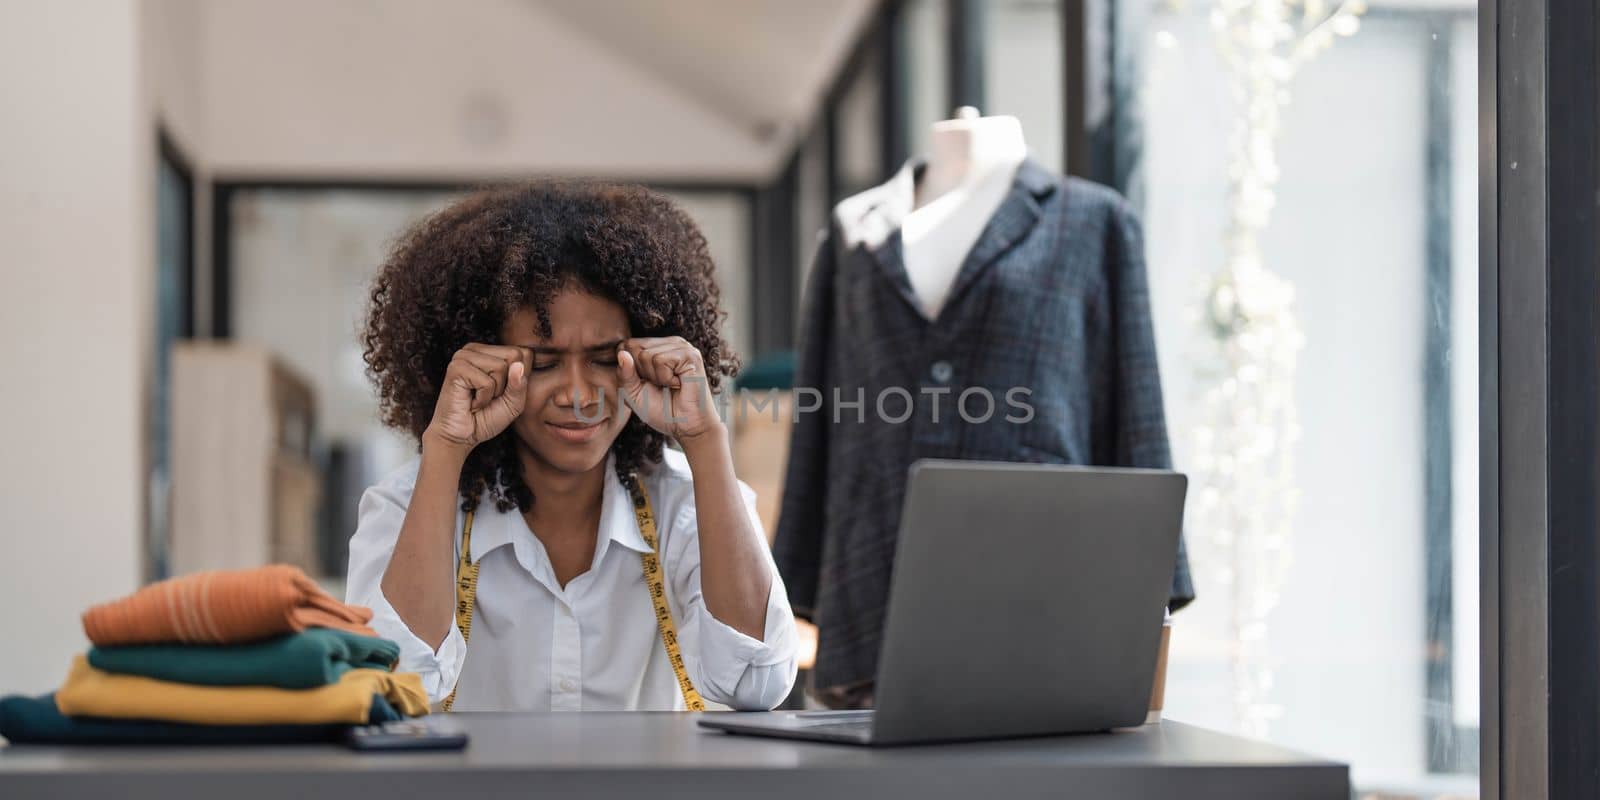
{"left": 1121, "top": 0, "right": 1479, "bottom": 794}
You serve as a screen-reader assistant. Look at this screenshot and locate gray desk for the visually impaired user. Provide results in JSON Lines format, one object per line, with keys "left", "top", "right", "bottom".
{"left": 1, "top": 713, "right": 1347, "bottom": 799}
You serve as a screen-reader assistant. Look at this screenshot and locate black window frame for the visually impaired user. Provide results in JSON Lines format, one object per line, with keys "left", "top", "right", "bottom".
{"left": 1482, "top": 0, "right": 1600, "bottom": 796}
{"left": 150, "top": 127, "right": 196, "bottom": 586}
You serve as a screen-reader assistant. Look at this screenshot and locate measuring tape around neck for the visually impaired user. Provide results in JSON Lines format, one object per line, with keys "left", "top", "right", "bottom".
{"left": 440, "top": 470, "right": 704, "bottom": 712}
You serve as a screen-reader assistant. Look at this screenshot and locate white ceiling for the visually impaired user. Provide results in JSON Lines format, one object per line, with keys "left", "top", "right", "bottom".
{"left": 173, "top": 0, "right": 879, "bottom": 180}
{"left": 530, "top": 0, "right": 877, "bottom": 144}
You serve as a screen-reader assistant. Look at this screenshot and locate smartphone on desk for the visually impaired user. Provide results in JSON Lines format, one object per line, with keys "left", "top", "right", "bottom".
{"left": 346, "top": 717, "right": 469, "bottom": 751}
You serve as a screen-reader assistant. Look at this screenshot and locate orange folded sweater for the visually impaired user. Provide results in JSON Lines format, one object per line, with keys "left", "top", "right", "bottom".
{"left": 82, "top": 565, "right": 377, "bottom": 646}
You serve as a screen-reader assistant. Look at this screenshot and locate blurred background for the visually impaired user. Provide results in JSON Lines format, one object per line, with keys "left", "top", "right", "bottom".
{"left": 1, "top": 0, "right": 1477, "bottom": 796}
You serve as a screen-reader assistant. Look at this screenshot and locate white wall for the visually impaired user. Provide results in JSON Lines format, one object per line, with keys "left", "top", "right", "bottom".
{"left": 142, "top": 0, "right": 207, "bottom": 157}
{"left": 0, "top": 2, "right": 152, "bottom": 695}
{"left": 199, "top": 0, "right": 779, "bottom": 181}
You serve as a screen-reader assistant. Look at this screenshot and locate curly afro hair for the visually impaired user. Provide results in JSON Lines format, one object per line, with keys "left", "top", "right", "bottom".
{"left": 362, "top": 180, "right": 739, "bottom": 513}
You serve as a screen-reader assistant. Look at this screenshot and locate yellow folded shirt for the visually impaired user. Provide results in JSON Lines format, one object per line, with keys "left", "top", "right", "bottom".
{"left": 54, "top": 655, "right": 428, "bottom": 725}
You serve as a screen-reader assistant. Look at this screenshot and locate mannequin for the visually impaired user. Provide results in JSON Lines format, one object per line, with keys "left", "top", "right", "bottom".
{"left": 778, "top": 112, "right": 1195, "bottom": 708}
{"left": 902, "top": 107, "right": 1028, "bottom": 318}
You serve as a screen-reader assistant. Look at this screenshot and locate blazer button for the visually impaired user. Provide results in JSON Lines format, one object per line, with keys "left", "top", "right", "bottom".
{"left": 930, "top": 360, "right": 954, "bottom": 385}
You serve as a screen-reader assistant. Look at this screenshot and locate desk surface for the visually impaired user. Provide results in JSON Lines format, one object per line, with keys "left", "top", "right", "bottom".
{"left": 1, "top": 713, "right": 1347, "bottom": 800}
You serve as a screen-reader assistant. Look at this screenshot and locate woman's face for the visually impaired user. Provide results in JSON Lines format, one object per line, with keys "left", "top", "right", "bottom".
{"left": 499, "top": 287, "right": 633, "bottom": 476}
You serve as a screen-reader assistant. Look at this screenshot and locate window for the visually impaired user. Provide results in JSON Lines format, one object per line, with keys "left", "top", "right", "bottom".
{"left": 149, "top": 136, "right": 193, "bottom": 581}
{"left": 1119, "top": 1, "right": 1480, "bottom": 793}
{"left": 831, "top": 44, "right": 887, "bottom": 203}
{"left": 795, "top": 123, "right": 830, "bottom": 299}
{"left": 984, "top": 0, "right": 1064, "bottom": 173}
{"left": 898, "top": 0, "right": 950, "bottom": 160}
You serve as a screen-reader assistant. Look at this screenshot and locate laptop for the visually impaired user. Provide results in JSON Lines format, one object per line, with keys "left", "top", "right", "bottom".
{"left": 698, "top": 458, "right": 1186, "bottom": 746}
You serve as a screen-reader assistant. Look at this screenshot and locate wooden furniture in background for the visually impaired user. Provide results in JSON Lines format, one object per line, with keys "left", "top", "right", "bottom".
{"left": 729, "top": 390, "right": 792, "bottom": 544}
{"left": 170, "top": 343, "right": 322, "bottom": 576}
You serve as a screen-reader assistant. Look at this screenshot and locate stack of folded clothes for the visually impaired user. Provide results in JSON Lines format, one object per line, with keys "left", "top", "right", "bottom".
{"left": 0, "top": 565, "right": 429, "bottom": 745}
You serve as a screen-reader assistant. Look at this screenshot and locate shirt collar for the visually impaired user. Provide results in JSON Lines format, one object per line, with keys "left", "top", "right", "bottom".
{"left": 467, "top": 452, "right": 652, "bottom": 565}
{"left": 833, "top": 156, "right": 1055, "bottom": 250}
{"left": 835, "top": 158, "right": 920, "bottom": 250}
{"left": 598, "top": 454, "right": 652, "bottom": 555}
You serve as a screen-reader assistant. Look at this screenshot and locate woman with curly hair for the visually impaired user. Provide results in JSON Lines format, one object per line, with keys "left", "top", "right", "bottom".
{"left": 345, "top": 181, "right": 797, "bottom": 711}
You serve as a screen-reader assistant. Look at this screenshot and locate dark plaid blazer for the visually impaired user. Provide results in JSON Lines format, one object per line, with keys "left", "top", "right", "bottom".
{"left": 773, "top": 158, "right": 1196, "bottom": 700}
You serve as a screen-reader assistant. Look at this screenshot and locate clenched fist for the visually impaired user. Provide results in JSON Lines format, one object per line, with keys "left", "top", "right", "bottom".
{"left": 616, "top": 337, "right": 722, "bottom": 442}
{"left": 424, "top": 343, "right": 534, "bottom": 451}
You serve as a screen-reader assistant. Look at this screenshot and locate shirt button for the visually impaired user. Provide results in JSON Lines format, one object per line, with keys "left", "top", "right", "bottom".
{"left": 930, "top": 360, "right": 954, "bottom": 384}
{"left": 559, "top": 678, "right": 577, "bottom": 692}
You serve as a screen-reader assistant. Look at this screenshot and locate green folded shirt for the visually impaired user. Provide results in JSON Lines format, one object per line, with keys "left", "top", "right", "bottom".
{"left": 87, "top": 628, "right": 400, "bottom": 690}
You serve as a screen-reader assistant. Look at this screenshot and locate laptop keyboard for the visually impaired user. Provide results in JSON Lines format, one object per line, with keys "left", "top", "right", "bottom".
{"left": 785, "top": 710, "right": 875, "bottom": 730}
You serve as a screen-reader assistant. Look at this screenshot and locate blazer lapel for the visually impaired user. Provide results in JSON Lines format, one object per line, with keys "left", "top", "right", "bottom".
{"left": 866, "top": 232, "right": 925, "bottom": 317}
{"left": 937, "top": 158, "right": 1057, "bottom": 318}
{"left": 834, "top": 157, "right": 1057, "bottom": 322}
{"left": 834, "top": 160, "right": 927, "bottom": 319}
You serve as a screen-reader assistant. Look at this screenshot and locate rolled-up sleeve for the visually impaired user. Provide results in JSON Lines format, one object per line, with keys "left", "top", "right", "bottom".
{"left": 666, "top": 482, "right": 799, "bottom": 711}
{"left": 344, "top": 461, "right": 468, "bottom": 705}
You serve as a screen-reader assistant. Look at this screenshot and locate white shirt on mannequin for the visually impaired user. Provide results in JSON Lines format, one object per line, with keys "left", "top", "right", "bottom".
{"left": 901, "top": 110, "right": 1028, "bottom": 319}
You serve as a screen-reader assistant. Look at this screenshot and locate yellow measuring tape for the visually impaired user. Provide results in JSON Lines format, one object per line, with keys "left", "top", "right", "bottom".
{"left": 441, "top": 471, "right": 704, "bottom": 712}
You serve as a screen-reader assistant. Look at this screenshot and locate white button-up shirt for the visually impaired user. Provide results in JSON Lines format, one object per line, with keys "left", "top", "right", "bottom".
{"left": 346, "top": 448, "right": 799, "bottom": 711}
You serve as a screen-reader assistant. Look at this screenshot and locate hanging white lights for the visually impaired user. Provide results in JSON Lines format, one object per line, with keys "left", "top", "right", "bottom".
{"left": 1191, "top": 0, "right": 1364, "bottom": 739}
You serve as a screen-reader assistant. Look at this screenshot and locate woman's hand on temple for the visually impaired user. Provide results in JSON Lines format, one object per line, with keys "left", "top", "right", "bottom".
{"left": 616, "top": 337, "right": 722, "bottom": 443}
{"left": 423, "top": 343, "right": 532, "bottom": 452}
